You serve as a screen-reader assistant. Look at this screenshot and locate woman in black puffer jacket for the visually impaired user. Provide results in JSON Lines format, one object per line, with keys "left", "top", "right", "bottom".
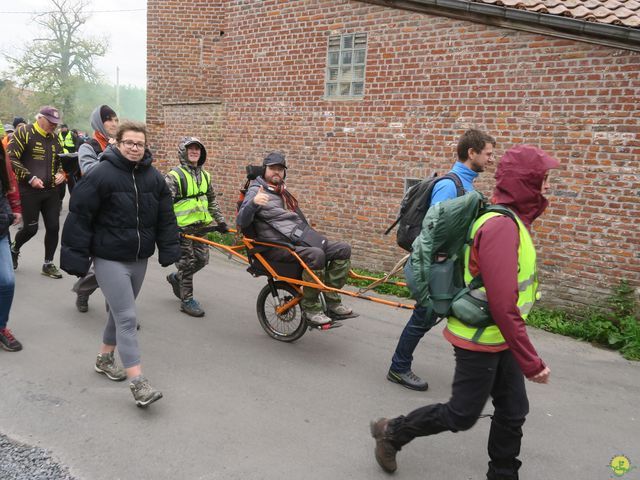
{"left": 61, "top": 121, "right": 180, "bottom": 407}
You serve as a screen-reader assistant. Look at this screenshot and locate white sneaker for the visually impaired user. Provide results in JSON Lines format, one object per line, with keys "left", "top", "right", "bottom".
{"left": 304, "top": 311, "right": 332, "bottom": 325}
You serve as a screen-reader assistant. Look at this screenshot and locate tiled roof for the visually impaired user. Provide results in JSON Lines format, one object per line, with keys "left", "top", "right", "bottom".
{"left": 471, "top": 0, "right": 640, "bottom": 28}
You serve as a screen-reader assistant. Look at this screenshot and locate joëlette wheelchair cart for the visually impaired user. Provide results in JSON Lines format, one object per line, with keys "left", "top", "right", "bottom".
{"left": 183, "top": 226, "right": 414, "bottom": 342}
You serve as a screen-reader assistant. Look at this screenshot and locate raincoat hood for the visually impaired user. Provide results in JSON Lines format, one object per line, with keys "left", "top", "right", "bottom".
{"left": 492, "top": 145, "right": 559, "bottom": 228}
{"left": 178, "top": 137, "right": 206, "bottom": 167}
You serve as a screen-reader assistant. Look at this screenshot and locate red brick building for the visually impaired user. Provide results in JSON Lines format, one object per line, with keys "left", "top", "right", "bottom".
{"left": 147, "top": 0, "right": 640, "bottom": 311}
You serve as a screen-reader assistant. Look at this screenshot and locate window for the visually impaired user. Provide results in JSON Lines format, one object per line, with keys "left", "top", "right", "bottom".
{"left": 325, "top": 33, "right": 367, "bottom": 98}
{"left": 404, "top": 178, "right": 422, "bottom": 193}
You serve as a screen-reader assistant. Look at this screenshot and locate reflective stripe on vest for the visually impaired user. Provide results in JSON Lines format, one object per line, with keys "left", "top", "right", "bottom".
{"left": 168, "top": 167, "right": 213, "bottom": 227}
{"left": 446, "top": 211, "right": 538, "bottom": 346}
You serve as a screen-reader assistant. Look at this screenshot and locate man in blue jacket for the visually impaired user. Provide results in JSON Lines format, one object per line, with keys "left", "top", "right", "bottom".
{"left": 386, "top": 129, "right": 496, "bottom": 391}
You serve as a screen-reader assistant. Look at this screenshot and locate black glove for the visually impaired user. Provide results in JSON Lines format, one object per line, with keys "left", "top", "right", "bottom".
{"left": 218, "top": 222, "right": 229, "bottom": 234}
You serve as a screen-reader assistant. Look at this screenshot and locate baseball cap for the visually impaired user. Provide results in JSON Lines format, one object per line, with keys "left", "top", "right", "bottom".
{"left": 39, "top": 106, "right": 61, "bottom": 125}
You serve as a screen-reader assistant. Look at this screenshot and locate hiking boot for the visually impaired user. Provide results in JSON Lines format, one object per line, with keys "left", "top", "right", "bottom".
{"left": 76, "top": 293, "right": 89, "bottom": 313}
{"left": 181, "top": 298, "right": 205, "bottom": 317}
{"left": 303, "top": 310, "right": 332, "bottom": 325}
{"left": 130, "top": 376, "right": 163, "bottom": 407}
{"left": 387, "top": 369, "right": 429, "bottom": 391}
{"left": 41, "top": 263, "right": 63, "bottom": 279}
{"left": 94, "top": 352, "right": 127, "bottom": 381}
{"left": 166, "top": 272, "right": 181, "bottom": 299}
{"left": 10, "top": 243, "right": 19, "bottom": 270}
{"left": 0, "top": 328, "right": 23, "bottom": 352}
{"left": 327, "top": 303, "right": 353, "bottom": 316}
{"left": 370, "top": 418, "right": 399, "bottom": 473}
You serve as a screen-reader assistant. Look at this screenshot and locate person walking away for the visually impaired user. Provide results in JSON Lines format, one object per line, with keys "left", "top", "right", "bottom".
{"left": 371, "top": 145, "right": 557, "bottom": 479}
{"left": 7, "top": 106, "right": 65, "bottom": 278}
{"left": 71, "top": 105, "right": 119, "bottom": 313}
{"left": 387, "top": 129, "right": 495, "bottom": 391}
{"left": 165, "top": 137, "right": 228, "bottom": 317}
{"left": 0, "top": 140, "right": 23, "bottom": 351}
{"left": 61, "top": 121, "right": 180, "bottom": 407}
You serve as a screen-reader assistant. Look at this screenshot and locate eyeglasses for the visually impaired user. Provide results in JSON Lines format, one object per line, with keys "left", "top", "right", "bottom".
{"left": 120, "top": 140, "right": 146, "bottom": 150}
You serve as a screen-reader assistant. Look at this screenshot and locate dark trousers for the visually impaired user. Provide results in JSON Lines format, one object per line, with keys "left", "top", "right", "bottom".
{"left": 388, "top": 347, "right": 529, "bottom": 479}
{"left": 175, "top": 235, "right": 210, "bottom": 300}
{"left": 390, "top": 305, "right": 436, "bottom": 373}
{"left": 14, "top": 188, "right": 61, "bottom": 261}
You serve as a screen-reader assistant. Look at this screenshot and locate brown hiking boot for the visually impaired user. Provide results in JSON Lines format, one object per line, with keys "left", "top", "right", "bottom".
{"left": 370, "top": 418, "right": 398, "bottom": 473}
{"left": 94, "top": 352, "right": 127, "bottom": 381}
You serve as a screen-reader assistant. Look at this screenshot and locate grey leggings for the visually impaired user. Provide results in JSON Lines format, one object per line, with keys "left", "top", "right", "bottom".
{"left": 94, "top": 257, "right": 148, "bottom": 368}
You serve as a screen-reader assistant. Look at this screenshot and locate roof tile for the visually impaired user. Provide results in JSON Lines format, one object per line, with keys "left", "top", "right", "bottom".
{"left": 469, "top": 0, "right": 640, "bottom": 28}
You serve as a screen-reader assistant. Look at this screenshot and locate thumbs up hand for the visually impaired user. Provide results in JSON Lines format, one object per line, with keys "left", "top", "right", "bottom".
{"left": 253, "top": 185, "right": 269, "bottom": 206}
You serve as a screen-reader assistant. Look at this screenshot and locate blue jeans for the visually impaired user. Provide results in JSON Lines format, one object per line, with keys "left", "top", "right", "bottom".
{"left": 389, "top": 306, "right": 437, "bottom": 373}
{"left": 0, "top": 234, "right": 16, "bottom": 329}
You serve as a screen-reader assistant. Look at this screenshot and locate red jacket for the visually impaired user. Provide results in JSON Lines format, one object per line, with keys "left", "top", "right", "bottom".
{"left": 444, "top": 145, "right": 559, "bottom": 378}
{"left": 3, "top": 143, "right": 21, "bottom": 214}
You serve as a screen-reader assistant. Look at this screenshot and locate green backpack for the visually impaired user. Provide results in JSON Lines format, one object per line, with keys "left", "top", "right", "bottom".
{"left": 406, "top": 191, "right": 517, "bottom": 327}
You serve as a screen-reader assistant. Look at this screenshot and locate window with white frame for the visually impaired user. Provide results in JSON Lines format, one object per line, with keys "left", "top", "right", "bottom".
{"left": 325, "top": 33, "right": 367, "bottom": 98}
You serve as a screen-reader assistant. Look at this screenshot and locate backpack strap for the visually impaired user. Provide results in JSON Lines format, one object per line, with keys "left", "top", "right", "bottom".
{"left": 440, "top": 172, "right": 465, "bottom": 197}
{"left": 169, "top": 167, "right": 189, "bottom": 200}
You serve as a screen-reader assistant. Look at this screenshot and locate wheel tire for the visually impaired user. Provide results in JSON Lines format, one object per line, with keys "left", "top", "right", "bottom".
{"left": 256, "top": 281, "right": 307, "bottom": 342}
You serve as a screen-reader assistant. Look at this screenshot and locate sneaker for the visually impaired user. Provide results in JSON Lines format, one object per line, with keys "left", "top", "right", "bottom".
{"left": 10, "top": 243, "right": 19, "bottom": 270}
{"left": 303, "top": 310, "right": 332, "bottom": 325}
{"left": 166, "top": 272, "right": 181, "bottom": 299}
{"left": 76, "top": 293, "right": 89, "bottom": 313}
{"left": 387, "top": 369, "right": 429, "bottom": 391}
{"left": 327, "top": 303, "right": 353, "bottom": 316}
{"left": 41, "top": 263, "right": 63, "bottom": 279}
{"left": 181, "top": 297, "right": 205, "bottom": 317}
{"left": 94, "top": 352, "right": 127, "bottom": 381}
{"left": 130, "top": 376, "right": 163, "bottom": 407}
{"left": 370, "top": 418, "right": 399, "bottom": 473}
{"left": 0, "top": 328, "right": 23, "bottom": 352}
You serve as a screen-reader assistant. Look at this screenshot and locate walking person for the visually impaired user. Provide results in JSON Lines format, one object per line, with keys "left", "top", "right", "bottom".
{"left": 387, "top": 129, "right": 495, "bottom": 391}
{"left": 61, "top": 121, "right": 180, "bottom": 407}
{"left": 371, "top": 145, "right": 557, "bottom": 479}
{"left": 7, "top": 106, "right": 65, "bottom": 277}
{"left": 165, "top": 137, "right": 228, "bottom": 317}
{"left": 71, "top": 104, "right": 119, "bottom": 313}
{"left": 0, "top": 140, "right": 23, "bottom": 351}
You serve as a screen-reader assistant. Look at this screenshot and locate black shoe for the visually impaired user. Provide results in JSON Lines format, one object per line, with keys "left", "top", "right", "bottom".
{"left": 10, "top": 243, "right": 19, "bottom": 270}
{"left": 370, "top": 418, "right": 398, "bottom": 473}
{"left": 0, "top": 328, "right": 23, "bottom": 352}
{"left": 166, "top": 273, "right": 181, "bottom": 299}
{"left": 387, "top": 369, "right": 429, "bottom": 391}
{"left": 76, "top": 293, "right": 89, "bottom": 313}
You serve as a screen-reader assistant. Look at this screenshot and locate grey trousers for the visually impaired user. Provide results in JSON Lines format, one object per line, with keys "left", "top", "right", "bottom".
{"left": 94, "top": 257, "right": 148, "bottom": 368}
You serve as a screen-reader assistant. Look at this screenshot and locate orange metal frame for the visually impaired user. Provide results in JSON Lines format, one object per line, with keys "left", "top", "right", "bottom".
{"left": 183, "top": 229, "right": 415, "bottom": 312}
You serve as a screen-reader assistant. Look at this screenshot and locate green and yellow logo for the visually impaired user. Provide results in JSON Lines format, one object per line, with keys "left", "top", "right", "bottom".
{"left": 609, "top": 455, "right": 636, "bottom": 478}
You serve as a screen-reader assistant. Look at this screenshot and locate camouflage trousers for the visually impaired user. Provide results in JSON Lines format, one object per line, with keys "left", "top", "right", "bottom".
{"left": 176, "top": 235, "right": 210, "bottom": 300}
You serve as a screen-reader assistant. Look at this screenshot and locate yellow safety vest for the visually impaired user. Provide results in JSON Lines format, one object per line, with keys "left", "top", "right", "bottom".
{"left": 446, "top": 211, "right": 538, "bottom": 345}
{"left": 58, "top": 131, "right": 75, "bottom": 153}
{"left": 168, "top": 166, "right": 213, "bottom": 227}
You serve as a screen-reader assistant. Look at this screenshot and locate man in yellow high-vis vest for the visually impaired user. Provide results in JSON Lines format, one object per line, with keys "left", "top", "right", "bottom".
{"left": 371, "top": 145, "right": 558, "bottom": 480}
{"left": 165, "top": 137, "right": 228, "bottom": 317}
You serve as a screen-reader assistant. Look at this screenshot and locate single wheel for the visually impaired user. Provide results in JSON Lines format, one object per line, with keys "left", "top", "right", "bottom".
{"left": 256, "top": 281, "right": 307, "bottom": 342}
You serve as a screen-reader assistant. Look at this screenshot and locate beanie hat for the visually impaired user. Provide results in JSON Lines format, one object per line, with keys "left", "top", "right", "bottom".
{"left": 12, "top": 116, "right": 26, "bottom": 128}
{"left": 100, "top": 105, "right": 117, "bottom": 122}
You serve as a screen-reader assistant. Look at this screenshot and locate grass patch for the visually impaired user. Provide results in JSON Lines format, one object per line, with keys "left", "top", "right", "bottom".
{"left": 347, "top": 267, "right": 411, "bottom": 298}
{"left": 527, "top": 281, "right": 640, "bottom": 361}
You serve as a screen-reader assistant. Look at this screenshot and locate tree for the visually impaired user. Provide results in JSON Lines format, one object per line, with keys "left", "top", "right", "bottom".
{"left": 4, "top": 0, "right": 108, "bottom": 119}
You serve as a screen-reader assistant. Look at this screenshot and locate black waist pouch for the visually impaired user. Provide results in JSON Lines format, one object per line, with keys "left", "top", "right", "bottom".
{"left": 291, "top": 224, "right": 327, "bottom": 249}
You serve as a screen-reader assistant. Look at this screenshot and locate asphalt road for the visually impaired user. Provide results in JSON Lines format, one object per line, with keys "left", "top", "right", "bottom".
{"left": 1, "top": 215, "right": 638, "bottom": 480}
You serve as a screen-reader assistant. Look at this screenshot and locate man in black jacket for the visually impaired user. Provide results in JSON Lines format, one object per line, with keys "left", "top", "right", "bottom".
{"left": 61, "top": 121, "right": 180, "bottom": 408}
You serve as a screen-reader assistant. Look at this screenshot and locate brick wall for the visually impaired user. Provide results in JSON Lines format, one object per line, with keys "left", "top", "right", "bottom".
{"left": 147, "top": 0, "right": 640, "bottom": 311}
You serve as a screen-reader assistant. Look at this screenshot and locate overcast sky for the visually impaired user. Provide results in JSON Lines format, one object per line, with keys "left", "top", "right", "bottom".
{"left": 0, "top": 0, "right": 147, "bottom": 88}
